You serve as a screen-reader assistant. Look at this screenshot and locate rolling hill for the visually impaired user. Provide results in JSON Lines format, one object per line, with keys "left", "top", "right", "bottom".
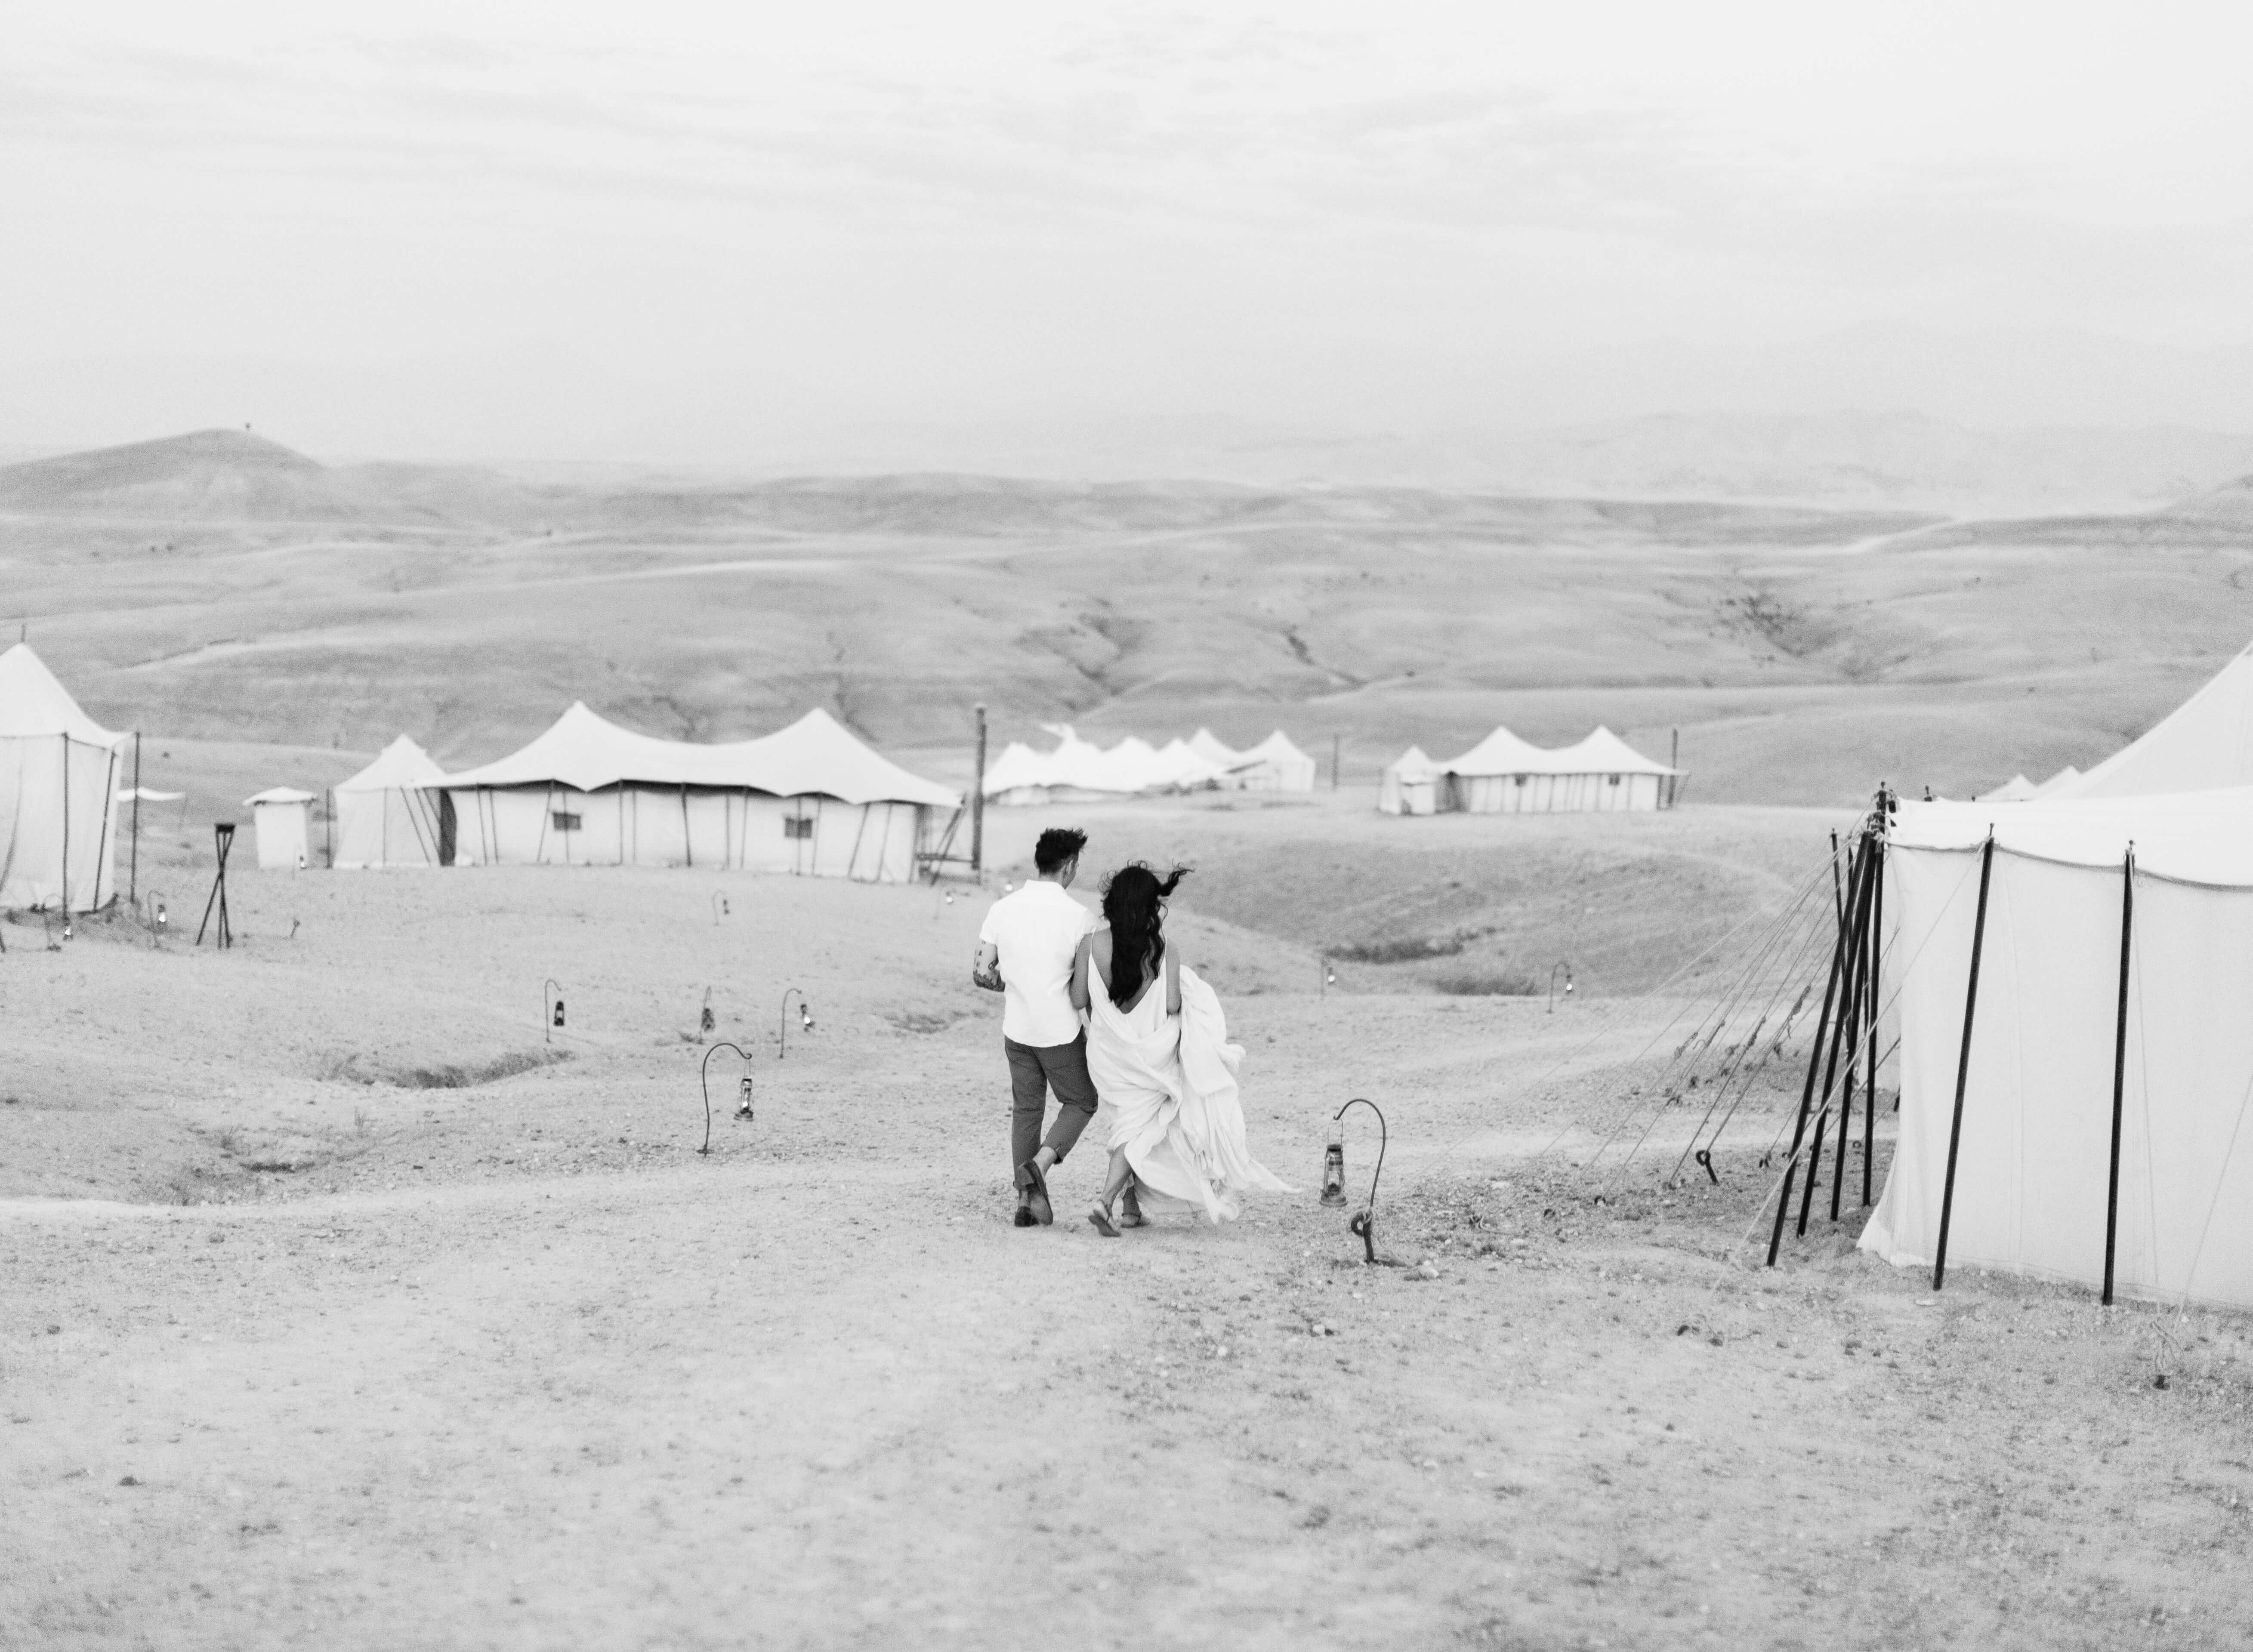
{"left": 4, "top": 428, "right": 2251, "bottom": 806}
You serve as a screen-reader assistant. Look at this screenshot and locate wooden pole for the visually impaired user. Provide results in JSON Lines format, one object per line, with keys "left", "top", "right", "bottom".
{"left": 970, "top": 703, "right": 987, "bottom": 875}
{"left": 1331, "top": 734, "right": 1341, "bottom": 791}
{"left": 2102, "top": 844, "right": 2134, "bottom": 1306}
{"left": 130, "top": 732, "right": 142, "bottom": 905}
{"left": 1862, "top": 817, "right": 1885, "bottom": 1205}
{"left": 1768, "top": 855, "right": 1856, "bottom": 1266}
{"left": 1802, "top": 836, "right": 1874, "bottom": 1235}
{"left": 60, "top": 734, "right": 71, "bottom": 916}
{"left": 1932, "top": 833, "right": 1997, "bottom": 1291}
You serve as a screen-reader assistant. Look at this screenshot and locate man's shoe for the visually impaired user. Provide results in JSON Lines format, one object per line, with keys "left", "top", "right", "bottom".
{"left": 1013, "top": 1204, "right": 1036, "bottom": 1228}
{"left": 1020, "top": 1159, "right": 1054, "bottom": 1226}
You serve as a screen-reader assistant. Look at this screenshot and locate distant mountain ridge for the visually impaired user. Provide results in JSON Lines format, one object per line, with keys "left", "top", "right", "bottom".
{"left": 7, "top": 417, "right": 2253, "bottom": 530}
{"left": 0, "top": 428, "right": 410, "bottom": 522}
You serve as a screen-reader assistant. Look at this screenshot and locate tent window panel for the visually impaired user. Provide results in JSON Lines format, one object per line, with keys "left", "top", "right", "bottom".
{"left": 552, "top": 811, "right": 582, "bottom": 831}
{"left": 784, "top": 816, "right": 814, "bottom": 840}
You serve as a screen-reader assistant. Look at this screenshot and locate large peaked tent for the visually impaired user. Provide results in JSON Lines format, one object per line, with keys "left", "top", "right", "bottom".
{"left": 1418, "top": 724, "right": 1680, "bottom": 814}
{"left": 1857, "top": 638, "right": 2253, "bottom": 1308}
{"left": 438, "top": 705, "right": 959, "bottom": 882}
{"left": 0, "top": 643, "right": 126, "bottom": 911}
{"left": 335, "top": 736, "right": 450, "bottom": 869}
{"left": 1861, "top": 790, "right": 2253, "bottom": 1309}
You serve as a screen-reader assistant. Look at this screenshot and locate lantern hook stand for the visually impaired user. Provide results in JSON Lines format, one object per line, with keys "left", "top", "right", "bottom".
{"left": 1327, "top": 1097, "right": 1395, "bottom": 1266}
{"left": 699, "top": 1041, "right": 754, "bottom": 1156}
{"left": 778, "top": 987, "right": 813, "bottom": 1059}
{"left": 543, "top": 978, "right": 564, "bottom": 1044}
{"left": 194, "top": 822, "right": 236, "bottom": 948}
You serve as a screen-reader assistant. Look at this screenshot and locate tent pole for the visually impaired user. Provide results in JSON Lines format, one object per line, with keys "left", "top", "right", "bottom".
{"left": 61, "top": 734, "right": 71, "bottom": 915}
{"left": 1767, "top": 846, "right": 1856, "bottom": 1266}
{"left": 2102, "top": 844, "right": 2135, "bottom": 1306}
{"left": 1802, "top": 835, "right": 1873, "bottom": 1236}
{"left": 130, "top": 732, "right": 142, "bottom": 905}
{"left": 325, "top": 788, "right": 333, "bottom": 868}
{"left": 1932, "top": 832, "right": 1997, "bottom": 1292}
{"left": 970, "top": 703, "right": 986, "bottom": 876}
{"left": 1830, "top": 830, "right": 1843, "bottom": 929}
{"left": 1861, "top": 814, "right": 1885, "bottom": 1206}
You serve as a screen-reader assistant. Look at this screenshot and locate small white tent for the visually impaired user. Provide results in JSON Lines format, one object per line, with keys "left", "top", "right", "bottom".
{"left": 438, "top": 705, "right": 959, "bottom": 882}
{"left": 2030, "top": 765, "right": 2082, "bottom": 797}
{"left": 1378, "top": 746, "right": 1439, "bottom": 816}
{"left": 0, "top": 644, "right": 126, "bottom": 911}
{"left": 1232, "top": 730, "right": 1318, "bottom": 792}
{"left": 1975, "top": 774, "right": 2038, "bottom": 802}
{"left": 246, "top": 788, "right": 315, "bottom": 870}
{"left": 335, "top": 736, "right": 449, "bottom": 869}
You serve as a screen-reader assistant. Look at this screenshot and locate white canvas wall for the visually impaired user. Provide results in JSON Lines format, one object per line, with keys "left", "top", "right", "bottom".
{"left": 334, "top": 787, "right": 447, "bottom": 869}
{"left": 252, "top": 800, "right": 311, "bottom": 870}
{"left": 1449, "top": 771, "right": 1663, "bottom": 814}
{"left": 0, "top": 733, "right": 122, "bottom": 911}
{"left": 1862, "top": 843, "right": 2253, "bottom": 1310}
{"left": 447, "top": 786, "right": 926, "bottom": 882}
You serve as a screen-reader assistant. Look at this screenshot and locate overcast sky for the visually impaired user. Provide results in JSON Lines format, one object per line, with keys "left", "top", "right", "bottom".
{"left": 8, "top": 2, "right": 2252, "bottom": 457}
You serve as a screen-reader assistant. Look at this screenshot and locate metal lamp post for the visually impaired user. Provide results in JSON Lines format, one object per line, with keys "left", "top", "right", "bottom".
{"left": 779, "top": 987, "right": 813, "bottom": 1058}
{"left": 699, "top": 1041, "right": 754, "bottom": 1155}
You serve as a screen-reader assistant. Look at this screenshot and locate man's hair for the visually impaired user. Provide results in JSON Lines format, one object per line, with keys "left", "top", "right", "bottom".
{"left": 1034, "top": 827, "right": 1087, "bottom": 874}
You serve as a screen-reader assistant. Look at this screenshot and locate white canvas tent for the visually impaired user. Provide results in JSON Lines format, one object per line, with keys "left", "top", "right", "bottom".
{"left": 0, "top": 643, "right": 126, "bottom": 911}
{"left": 1378, "top": 746, "right": 1439, "bottom": 816}
{"left": 246, "top": 788, "right": 315, "bottom": 870}
{"left": 1426, "top": 724, "right": 1680, "bottom": 813}
{"left": 980, "top": 727, "right": 1228, "bottom": 805}
{"left": 334, "top": 736, "right": 450, "bottom": 869}
{"left": 1861, "top": 789, "right": 2253, "bottom": 1309}
{"left": 2031, "top": 765, "right": 2082, "bottom": 797}
{"left": 1232, "top": 730, "right": 1318, "bottom": 792}
{"left": 1974, "top": 774, "right": 2037, "bottom": 802}
{"left": 438, "top": 704, "right": 959, "bottom": 883}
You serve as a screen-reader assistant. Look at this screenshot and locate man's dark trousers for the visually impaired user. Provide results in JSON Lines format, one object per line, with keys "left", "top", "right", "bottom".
{"left": 1006, "top": 1032, "right": 1099, "bottom": 1185}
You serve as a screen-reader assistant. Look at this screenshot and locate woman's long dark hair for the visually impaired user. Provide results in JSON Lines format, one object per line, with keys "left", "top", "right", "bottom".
{"left": 1100, "top": 862, "right": 1191, "bottom": 1010}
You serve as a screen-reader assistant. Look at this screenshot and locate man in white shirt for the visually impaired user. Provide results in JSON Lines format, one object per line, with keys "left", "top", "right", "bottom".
{"left": 974, "top": 826, "right": 1102, "bottom": 1226}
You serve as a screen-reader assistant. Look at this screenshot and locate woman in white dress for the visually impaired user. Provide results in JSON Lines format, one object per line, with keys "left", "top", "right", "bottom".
{"left": 1071, "top": 863, "right": 1291, "bottom": 1235}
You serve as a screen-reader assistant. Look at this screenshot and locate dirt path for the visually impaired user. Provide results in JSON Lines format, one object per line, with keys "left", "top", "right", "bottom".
{"left": 6, "top": 858, "right": 2251, "bottom": 1648}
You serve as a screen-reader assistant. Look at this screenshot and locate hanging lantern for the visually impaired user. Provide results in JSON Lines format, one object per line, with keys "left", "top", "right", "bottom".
{"left": 735, "top": 1073, "right": 756, "bottom": 1121}
{"left": 553, "top": 999, "right": 566, "bottom": 1028}
{"left": 1321, "top": 1097, "right": 1390, "bottom": 1265}
{"left": 155, "top": 901, "right": 167, "bottom": 928}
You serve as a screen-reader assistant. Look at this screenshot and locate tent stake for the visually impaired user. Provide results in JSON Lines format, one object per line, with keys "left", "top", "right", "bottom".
{"left": 1862, "top": 807, "right": 1885, "bottom": 1205}
{"left": 1768, "top": 843, "right": 1857, "bottom": 1266}
{"left": 1932, "top": 832, "right": 1996, "bottom": 1291}
{"left": 2102, "top": 844, "right": 2134, "bottom": 1306}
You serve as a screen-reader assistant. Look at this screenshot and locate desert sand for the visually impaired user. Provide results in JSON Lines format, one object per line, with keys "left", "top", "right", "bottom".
{"left": 6, "top": 786, "right": 2252, "bottom": 1650}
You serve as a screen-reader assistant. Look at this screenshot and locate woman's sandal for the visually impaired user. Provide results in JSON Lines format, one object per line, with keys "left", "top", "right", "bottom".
{"left": 1087, "top": 1204, "right": 1121, "bottom": 1238}
{"left": 1118, "top": 1182, "right": 1147, "bottom": 1228}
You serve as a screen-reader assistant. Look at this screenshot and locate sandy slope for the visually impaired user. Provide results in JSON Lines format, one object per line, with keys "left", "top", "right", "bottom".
{"left": 5, "top": 814, "right": 2251, "bottom": 1649}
